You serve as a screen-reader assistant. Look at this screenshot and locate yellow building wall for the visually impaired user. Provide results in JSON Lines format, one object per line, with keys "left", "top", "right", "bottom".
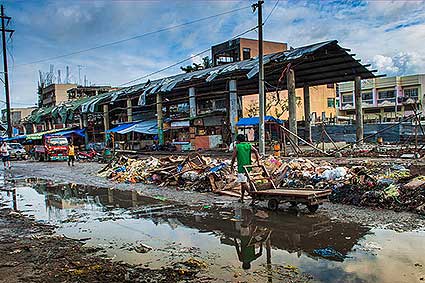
{"left": 242, "top": 85, "right": 336, "bottom": 121}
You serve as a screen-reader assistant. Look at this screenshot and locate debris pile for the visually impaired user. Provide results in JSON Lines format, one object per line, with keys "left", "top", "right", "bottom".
{"left": 98, "top": 154, "right": 425, "bottom": 214}
{"left": 98, "top": 154, "right": 238, "bottom": 194}
{"left": 267, "top": 157, "right": 425, "bottom": 215}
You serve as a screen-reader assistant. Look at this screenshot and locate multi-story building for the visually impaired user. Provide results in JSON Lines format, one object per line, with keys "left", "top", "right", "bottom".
{"left": 211, "top": 38, "right": 287, "bottom": 66}
{"left": 338, "top": 74, "right": 425, "bottom": 122}
{"left": 39, "top": 83, "right": 77, "bottom": 107}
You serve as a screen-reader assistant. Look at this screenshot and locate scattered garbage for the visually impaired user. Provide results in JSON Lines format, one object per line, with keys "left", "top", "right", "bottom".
{"left": 313, "top": 246, "right": 345, "bottom": 260}
{"left": 98, "top": 153, "right": 425, "bottom": 215}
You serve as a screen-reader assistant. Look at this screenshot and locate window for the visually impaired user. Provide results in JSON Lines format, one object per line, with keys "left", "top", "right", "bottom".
{"left": 214, "top": 99, "right": 226, "bottom": 110}
{"left": 362, "top": 92, "right": 373, "bottom": 104}
{"left": 378, "top": 89, "right": 395, "bottom": 103}
{"left": 404, "top": 88, "right": 419, "bottom": 98}
{"left": 242, "top": 48, "right": 251, "bottom": 60}
{"left": 327, "top": 98, "right": 335, "bottom": 108}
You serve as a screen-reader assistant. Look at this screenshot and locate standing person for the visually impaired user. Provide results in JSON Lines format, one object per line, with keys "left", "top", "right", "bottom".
{"left": 1, "top": 142, "right": 10, "bottom": 169}
{"left": 68, "top": 143, "right": 75, "bottom": 166}
{"left": 230, "top": 134, "right": 260, "bottom": 202}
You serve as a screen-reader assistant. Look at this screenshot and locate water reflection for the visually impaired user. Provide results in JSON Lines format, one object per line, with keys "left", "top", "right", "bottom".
{"left": 2, "top": 178, "right": 423, "bottom": 282}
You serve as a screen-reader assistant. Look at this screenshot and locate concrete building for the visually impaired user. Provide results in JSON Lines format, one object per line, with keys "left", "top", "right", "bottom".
{"left": 242, "top": 85, "right": 337, "bottom": 122}
{"left": 1, "top": 107, "right": 37, "bottom": 134}
{"left": 338, "top": 74, "right": 425, "bottom": 122}
{"left": 211, "top": 38, "right": 287, "bottom": 66}
{"left": 67, "top": 85, "right": 119, "bottom": 101}
{"left": 39, "top": 83, "right": 77, "bottom": 107}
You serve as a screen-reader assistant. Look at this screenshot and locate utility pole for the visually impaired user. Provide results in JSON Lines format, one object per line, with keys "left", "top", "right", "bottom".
{"left": 0, "top": 5, "right": 13, "bottom": 137}
{"left": 253, "top": 0, "right": 265, "bottom": 155}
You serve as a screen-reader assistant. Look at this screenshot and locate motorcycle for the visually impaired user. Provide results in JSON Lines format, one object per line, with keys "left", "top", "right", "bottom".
{"left": 76, "top": 148, "right": 101, "bottom": 162}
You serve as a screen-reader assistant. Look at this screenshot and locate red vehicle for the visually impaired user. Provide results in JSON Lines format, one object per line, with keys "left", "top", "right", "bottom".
{"left": 34, "top": 136, "right": 69, "bottom": 161}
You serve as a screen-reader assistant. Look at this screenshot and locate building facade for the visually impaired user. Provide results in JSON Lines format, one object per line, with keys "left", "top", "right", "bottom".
{"left": 39, "top": 83, "right": 77, "bottom": 107}
{"left": 211, "top": 38, "right": 287, "bottom": 66}
{"left": 338, "top": 74, "right": 425, "bottom": 122}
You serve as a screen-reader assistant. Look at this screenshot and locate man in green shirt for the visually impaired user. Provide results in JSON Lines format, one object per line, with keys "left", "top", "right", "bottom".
{"left": 230, "top": 134, "right": 260, "bottom": 202}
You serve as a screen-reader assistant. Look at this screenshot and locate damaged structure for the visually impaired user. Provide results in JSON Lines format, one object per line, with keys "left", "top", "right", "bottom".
{"left": 22, "top": 39, "right": 378, "bottom": 150}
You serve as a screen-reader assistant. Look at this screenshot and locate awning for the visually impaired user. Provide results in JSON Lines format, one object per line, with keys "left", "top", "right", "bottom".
{"left": 120, "top": 120, "right": 159, "bottom": 135}
{"left": 107, "top": 122, "right": 137, "bottom": 133}
{"left": 46, "top": 128, "right": 86, "bottom": 138}
{"left": 26, "top": 128, "right": 72, "bottom": 140}
{"left": 236, "top": 116, "right": 283, "bottom": 127}
{"left": 0, "top": 135, "right": 27, "bottom": 142}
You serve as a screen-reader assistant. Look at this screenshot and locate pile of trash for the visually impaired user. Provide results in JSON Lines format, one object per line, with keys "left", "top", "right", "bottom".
{"left": 98, "top": 154, "right": 237, "bottom": 194}
{"left": 98, "top": 153, "right": 425, "bottom": 214}
{"left": 263, "top": 157, "right": 425, "bottom": 215}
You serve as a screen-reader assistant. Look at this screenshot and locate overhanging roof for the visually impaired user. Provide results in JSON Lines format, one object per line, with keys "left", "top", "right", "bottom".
{"left": 28, "top": 40, "right": 381, "bottom": 119}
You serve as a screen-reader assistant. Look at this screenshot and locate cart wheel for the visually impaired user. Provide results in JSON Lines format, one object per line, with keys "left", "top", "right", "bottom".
{"left": 268, "top": 199, "right": 279, "bottom": 211}
{"left": 290, "top": 201, "right": 298, "bottom": 207}
{"left": 307, "top": 204, "right": 319, "bottom": 213}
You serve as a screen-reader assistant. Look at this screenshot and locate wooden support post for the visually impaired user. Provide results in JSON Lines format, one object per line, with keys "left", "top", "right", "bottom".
{"left": 156, "top": 92, "right": 164, "bottom": 145}
{"left": 303, "top": 84, "right": 311, "bottom": 143}
{"left": 103, "top": 104, "right": 109, "bottom": 141}
{"left": 229, "top": 80, "right": 238, "bottom": 140}
{"left": 189, "top": 87, "right": 196, "bottom": 118}
{"left": 354, "top": 76, "right": 364, "bottom": 143}
{"left": 287, "top": 69, "right": 297, "bottom": 145}
{"left": 127, "top": 97, "right": 133, "bottom": 122}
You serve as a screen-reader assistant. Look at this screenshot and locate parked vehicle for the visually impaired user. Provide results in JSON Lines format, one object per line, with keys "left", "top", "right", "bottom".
{"left": 7, "top": 143, "right": 28, "bottom": 160}
{"left": 76, "top": 148, "right": 101, "bottom": 162}
{"left": 34, "top": 136, "right": 69, "bottom": 161}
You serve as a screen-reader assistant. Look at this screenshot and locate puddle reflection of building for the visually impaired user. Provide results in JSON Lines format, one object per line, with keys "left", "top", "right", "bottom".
{"left": 32, "top": 181, "right": 165, "bottom": 212}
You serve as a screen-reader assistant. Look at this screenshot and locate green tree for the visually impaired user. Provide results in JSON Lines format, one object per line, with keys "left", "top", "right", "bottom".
{"left": 181, "top": 56, "right": 212, "bottom": 73}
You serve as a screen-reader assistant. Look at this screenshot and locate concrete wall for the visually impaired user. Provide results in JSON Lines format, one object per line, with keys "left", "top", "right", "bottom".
{"left": 239, "top": 38, "right": 287, "bottom": 59}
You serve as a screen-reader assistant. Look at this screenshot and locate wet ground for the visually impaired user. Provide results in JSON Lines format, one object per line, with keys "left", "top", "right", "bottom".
{"left": 1, "top": 167, "right": 425, "bottom": 282}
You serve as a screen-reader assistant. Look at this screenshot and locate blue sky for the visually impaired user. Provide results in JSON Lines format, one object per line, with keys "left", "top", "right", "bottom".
{"left": 3, "top": 0, "right": 425, "bottom": 107}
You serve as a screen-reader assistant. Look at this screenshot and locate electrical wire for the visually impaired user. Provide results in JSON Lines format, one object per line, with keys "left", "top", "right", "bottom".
{"left": 118, "top": 26, "right": 258, "bottom": 86}
{"left": 14, "top": 5, "right": 251, "bottom": 67}
{"left": 264, "top": 0, "right": 280, "bottom": 25}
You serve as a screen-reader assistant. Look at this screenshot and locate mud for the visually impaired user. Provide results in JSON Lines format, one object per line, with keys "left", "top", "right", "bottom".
{"left": 0, "top": 206, "right": 205, "bottom": 283}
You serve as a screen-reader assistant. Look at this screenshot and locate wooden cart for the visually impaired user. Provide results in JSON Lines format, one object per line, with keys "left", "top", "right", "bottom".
{"left": 243, "top": 164, "right": 332, "bottom": 213}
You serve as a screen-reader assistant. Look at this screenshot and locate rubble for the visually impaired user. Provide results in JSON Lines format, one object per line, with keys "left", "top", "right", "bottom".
{"left": 98, "top": 154, "right": 425, "bottom": 215}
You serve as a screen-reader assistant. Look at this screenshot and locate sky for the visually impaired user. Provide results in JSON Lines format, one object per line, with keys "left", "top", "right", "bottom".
{"left": 3, "top": 0, "right": 425, "bottom": 107}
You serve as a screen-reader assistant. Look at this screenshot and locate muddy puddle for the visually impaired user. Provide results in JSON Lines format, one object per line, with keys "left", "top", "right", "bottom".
{"left": 1, "top": 177, "right": 424, "bottom": 282}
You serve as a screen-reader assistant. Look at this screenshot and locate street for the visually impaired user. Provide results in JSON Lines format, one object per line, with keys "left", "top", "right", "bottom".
{"left": 0, "top": 159, "right": 424, "bottom": 282}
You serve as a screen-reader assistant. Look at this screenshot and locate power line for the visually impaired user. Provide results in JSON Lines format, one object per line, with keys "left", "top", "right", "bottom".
{"left": 118, "top": 26, "right": 258, "bottom": 87}
{"left": 264, "top": 0, "right": 280, "bottom": 25}
{"left": 15, "top": 5, "right": 251, "bottom": 67}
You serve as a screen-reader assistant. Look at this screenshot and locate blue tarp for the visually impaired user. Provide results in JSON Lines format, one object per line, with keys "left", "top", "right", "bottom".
{"left": 46, "top": 128, "right": 86, "bottom": 138}
{"left": 0, "top": 135, "right": 27, "bottom": 142}
{"left": 236, "top": 116, "right": 283, "bottom": 127}
{"left": 120, "top": 120, "right": 158, "bottom": 135}
{"left": 107, "top": 122, "right": 137, "bottom": 133}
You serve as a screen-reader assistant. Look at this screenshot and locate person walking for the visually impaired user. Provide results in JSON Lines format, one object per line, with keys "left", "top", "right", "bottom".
{"left": 68, "top": 143, "right": 75, "bottom": 166}
{"left": 230, "top": 134, "right": 260, "bottom": 202}
{"left": 1, "top": 142, "right": 11, "bottom": 169}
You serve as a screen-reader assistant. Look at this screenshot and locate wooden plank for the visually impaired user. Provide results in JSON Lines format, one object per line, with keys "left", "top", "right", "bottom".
{"left": 251, "top": 189, "right": 331, "bottom": 197}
